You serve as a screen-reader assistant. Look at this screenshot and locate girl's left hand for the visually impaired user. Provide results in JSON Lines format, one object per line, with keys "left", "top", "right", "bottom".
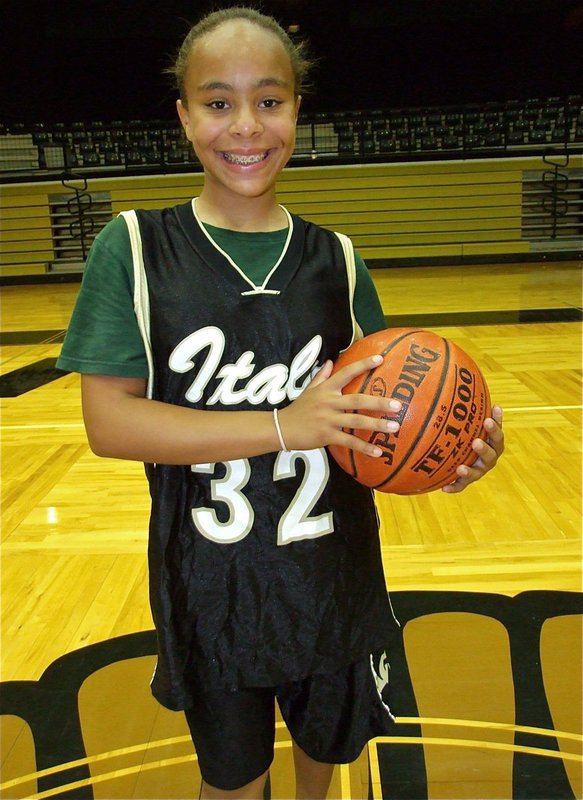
{"left": 442, "top": 405, "right": 504, "bottom": 493}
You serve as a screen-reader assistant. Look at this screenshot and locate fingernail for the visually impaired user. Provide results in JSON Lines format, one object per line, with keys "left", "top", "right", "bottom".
{"left": 388, "top": 399, "right": 402, "bottom": 411}
{"left": 371, "top": 355, "right": 383, "bottom": 364}
{"left": 372, "top": 446, "right": 382, "bottom": 457}
{"left": 386, "top": 421, "right": 399, "bottom": 431}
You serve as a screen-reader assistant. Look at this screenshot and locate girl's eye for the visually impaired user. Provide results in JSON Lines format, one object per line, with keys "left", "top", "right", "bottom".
{"left": 260, "top": 98, "right": 282, "bottom": 109}
{"left": 208, "top": 100, "right": 228, "bottom": 110}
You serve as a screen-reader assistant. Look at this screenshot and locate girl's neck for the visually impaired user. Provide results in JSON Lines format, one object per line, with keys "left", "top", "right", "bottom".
{"left": 195, "top": 191, "right": 288, "bottom": 232}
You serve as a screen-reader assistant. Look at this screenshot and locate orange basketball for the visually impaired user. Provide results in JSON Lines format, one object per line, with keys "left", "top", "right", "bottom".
{"left": 328, "top": 328, "right": 491, "bottom": 494}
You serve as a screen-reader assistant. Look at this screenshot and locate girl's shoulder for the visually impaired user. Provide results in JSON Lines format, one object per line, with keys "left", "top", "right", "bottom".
{"left": 95, "top": 214, "right": 132, "bottom": 254}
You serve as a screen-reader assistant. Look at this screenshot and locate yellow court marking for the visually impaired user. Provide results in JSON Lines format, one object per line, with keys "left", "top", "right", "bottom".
{"left": 373, "top": 736, "right": 583, "bottom": 763}
{"left": 504, "top": 405, "right": 583, "bottom": 412}
{"left": 339, "top": 763, "right": 351, "bottom": 799}
{"left": 395, "top": 717, "right": 583, "bottom": 743}
{"left": 19, "top": 741, "right": 294, "bottom": 800}
{"left": 24, "top": 754, "right": 199, "bottom": 800}
{"left": 0, "top": 723, "right": 289, "bottom": 792}
{"left": 17, "top": 733, "right": 575, "bottom": 800}
{"left": 0, "top": 735, "right": 191, "bottom": 792}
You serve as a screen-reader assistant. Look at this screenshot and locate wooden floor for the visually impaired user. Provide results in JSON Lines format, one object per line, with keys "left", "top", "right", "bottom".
{"left": 1, "top": 259, "right": 582, "bottom": 799}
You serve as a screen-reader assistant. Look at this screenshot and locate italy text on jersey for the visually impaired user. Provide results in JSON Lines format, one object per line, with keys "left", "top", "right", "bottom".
{"left": 169, "top": 326, "right": 324, "bottom": 405}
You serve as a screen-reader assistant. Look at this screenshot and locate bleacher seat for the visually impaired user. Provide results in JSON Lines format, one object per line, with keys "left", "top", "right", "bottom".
{"left": 0, "top": 96, "right": 581, "bottom": 181}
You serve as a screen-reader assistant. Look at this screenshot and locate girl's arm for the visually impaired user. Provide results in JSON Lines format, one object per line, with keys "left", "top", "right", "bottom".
{"left": 81, "top": 356, "right": 401, "bottom": 465}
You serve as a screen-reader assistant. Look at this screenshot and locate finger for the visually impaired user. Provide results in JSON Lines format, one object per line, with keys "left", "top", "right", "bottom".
{"left": 441, "top": 460, "right": 483, "bottom": 493}
{"left": 340, "top": 412, "right": 400, "bottom": 434}
{"left": 329, "top": 354, "right": 384, "bottom": 389}
{"left": 339, "top": 392, "right": 402, "bottom": 415}
{"left": 308, "top": 359, "right": 334, "bottom": 389}
{"left": 482, "top": 417, "right": 505, "bottom": 456}
{"left": 330, "top": 430, "right": 387, "bottom": 458}
{"left": 471, "top": 438, "right": 498, "bottom": 469}
{"left": 442, "top": 475, "right": 470, "bottom": 493}
{"left": 443, "top": 407, "right": 504, "bottom": 494}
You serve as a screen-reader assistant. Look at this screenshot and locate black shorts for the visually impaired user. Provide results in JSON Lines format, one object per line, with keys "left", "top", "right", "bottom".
{"left": 184, "top": 649, "right": 394, "bottom": 791}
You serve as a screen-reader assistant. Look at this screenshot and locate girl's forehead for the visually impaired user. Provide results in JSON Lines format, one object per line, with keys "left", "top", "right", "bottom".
{"left": 186, "top": 20, "right": 293, "bottom": 84}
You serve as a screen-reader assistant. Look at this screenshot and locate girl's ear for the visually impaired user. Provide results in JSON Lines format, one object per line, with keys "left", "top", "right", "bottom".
{"left": 176, "top": 99, "right": 192, "bottom": 141}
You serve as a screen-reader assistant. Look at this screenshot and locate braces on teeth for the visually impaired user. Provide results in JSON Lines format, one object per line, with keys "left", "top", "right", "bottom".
{"left": 223, "top": 152, "right": 267, "bottom": 164}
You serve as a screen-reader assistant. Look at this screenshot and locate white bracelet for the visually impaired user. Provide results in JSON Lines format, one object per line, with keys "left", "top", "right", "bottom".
{"left": 273, "top": 408, "right": 289, "bottom": 452}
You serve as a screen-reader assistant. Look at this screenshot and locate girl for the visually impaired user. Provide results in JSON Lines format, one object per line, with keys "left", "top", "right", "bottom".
{"left": 58, "top": 7, "right": 504, "bottom": 799}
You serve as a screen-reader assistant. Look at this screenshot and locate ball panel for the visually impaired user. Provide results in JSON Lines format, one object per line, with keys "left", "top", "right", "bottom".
{"left": 328, "top": 328, "right": 491, "bottom": 495}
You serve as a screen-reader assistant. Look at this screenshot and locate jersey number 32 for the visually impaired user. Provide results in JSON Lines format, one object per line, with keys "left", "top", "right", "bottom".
{"left": 191, "top": 448, "right": 334, "bottom": 545}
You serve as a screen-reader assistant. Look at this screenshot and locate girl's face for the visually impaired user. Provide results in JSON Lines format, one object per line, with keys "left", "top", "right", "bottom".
{"left": 177, "top": 20, "right": 301, "bottom": 208}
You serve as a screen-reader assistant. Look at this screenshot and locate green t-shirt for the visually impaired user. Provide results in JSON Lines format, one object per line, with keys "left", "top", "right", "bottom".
{"left": 57, "top": 213, "right": 386, "bottom": 377}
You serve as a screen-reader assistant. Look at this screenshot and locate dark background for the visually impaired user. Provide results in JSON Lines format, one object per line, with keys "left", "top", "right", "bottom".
{"left": 1, "top": 0, "right": 582, "bottom": 125}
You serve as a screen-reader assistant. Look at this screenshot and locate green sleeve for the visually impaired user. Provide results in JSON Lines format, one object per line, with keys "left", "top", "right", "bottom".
{"left": 353, "top": 252, "right": 387, "bottom": 335}
{"left": 56, "top": 216, "right": 149, "bottom": 377}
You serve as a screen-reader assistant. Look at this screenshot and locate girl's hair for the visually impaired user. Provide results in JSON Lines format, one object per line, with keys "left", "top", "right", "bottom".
{"left": 166, "top": 6, "right": 314, "bottom": 105}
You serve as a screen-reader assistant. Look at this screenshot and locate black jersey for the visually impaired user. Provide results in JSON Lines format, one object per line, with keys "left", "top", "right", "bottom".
{"left": 121, "top": 200, "right": 397, "bottom": 711}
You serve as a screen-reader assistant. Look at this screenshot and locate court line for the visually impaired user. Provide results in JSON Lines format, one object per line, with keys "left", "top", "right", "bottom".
{"left": 13, "top": 742, "right": 293, "bottom": 800}
{"left": 339, "top": 763, "right": 351, "bottom": 799}
{"left": 373, "top": 736, "right": 583, "bottom": 762}
{"left": 15, "top": 736, "right": 583, "bottom": 800}
{"left": 503, "top": 405, "right": 582, "bottom": 412}
{"left": 2, "top": 718, "right": 579, "bottom": 792}
{"left": 395, "top": 716, "right": 583, "bottom": 743}
{"left": 0, "top": 724, "right": 289, "bottom": 791}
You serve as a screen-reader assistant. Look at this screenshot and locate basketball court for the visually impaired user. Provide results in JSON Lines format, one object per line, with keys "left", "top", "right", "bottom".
{"left": 1, "top": 255, "right": 581, "bottom": 798}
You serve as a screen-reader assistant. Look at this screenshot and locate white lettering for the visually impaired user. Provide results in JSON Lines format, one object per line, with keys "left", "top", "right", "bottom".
{"left": 245, "top": 365, "right": 288, "bottom": 405}
{"left": 207, "top": 351, "right": 256, "bottom": 404}
{"left": 286, "top": 336, "right": 323, "bottom": 399}
{"left": 169, "top": 327, "right": 324, "bottom": 406}
{"left": 169, "top": 326, "right": 225, "bottom": 403}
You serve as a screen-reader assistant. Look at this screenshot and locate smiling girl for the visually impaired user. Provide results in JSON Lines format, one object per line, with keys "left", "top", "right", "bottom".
{"left": 57, "top": 7, "right": 503, "bottom": 799}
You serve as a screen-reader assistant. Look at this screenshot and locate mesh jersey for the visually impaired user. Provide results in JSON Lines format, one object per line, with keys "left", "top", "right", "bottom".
{"left": 123, "top": 201, "right": 397, "bottom": 710}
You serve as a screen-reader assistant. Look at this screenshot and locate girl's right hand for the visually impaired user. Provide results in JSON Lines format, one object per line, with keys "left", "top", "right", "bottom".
{"left": 277, "top": 355, "right": 401, "bottom": 456}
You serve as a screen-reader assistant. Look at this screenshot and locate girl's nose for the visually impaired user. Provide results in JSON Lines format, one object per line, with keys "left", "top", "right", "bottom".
{"left": 229, "top": 105, "right": 263, "bottom": 137}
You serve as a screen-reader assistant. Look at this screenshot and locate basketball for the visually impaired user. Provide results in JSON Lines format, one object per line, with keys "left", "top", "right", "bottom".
{"left": 328, "top": 328, "right": 491, "bottom": 494}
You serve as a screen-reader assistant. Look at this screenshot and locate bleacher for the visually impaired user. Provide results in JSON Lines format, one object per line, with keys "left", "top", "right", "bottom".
{"left": 1, "top": 93, "right": 581, "bottom": 280}
{"left": 1, "top": 95, "right": 581, "bottom": 182}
